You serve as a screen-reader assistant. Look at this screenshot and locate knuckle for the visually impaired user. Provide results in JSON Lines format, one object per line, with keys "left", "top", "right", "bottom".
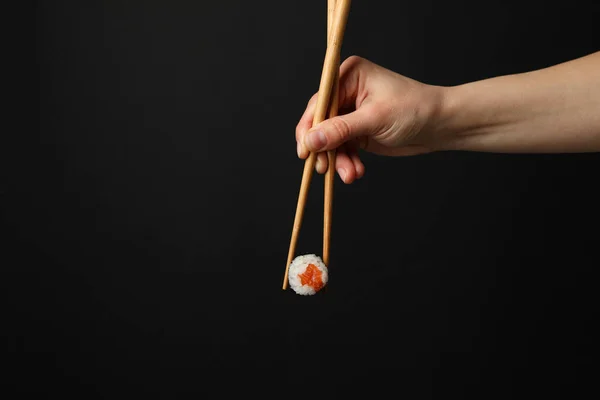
{"left": 329, "top": 117, "right": 353, "bottom": 142}
{"left": 345, "top": 55, "right": 364, "bottom": 66}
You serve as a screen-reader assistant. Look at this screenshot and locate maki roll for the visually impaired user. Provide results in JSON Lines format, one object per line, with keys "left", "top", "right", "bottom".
{"left": 288, "top": 254, "right": 328, "bottom": 295}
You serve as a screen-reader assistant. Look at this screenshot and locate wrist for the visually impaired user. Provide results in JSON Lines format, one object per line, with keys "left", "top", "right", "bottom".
{"left": 431, "top": 83, "right": 479, "bottom": 152}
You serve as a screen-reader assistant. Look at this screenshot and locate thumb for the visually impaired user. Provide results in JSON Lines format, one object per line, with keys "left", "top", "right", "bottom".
{"left": 303, "top": 107, "right": 376, "bottom": 152}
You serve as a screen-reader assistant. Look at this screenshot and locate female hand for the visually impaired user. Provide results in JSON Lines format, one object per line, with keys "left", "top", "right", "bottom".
{"left": 296, "top": 55, "right": 447, "bottom": 183}
{"left": 297, "top": 52, "right": 600, "bottom": 184}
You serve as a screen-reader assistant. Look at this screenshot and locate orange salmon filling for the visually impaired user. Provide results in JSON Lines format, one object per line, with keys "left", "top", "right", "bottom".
{"left": 298, "top": 264, "right": 324, "bottom": 291}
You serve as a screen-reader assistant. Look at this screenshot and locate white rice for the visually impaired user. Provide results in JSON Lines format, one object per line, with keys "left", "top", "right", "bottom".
{"left": 288, "top": 254, "right": 328, "bottom": 295}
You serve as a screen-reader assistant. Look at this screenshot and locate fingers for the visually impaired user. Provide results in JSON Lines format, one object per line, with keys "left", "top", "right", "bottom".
{"left": 315, "top": 152, "right": 328, "bottom": 174}
{"left": 296, "top": 94, "right": 334, "bottom": 174}
{"left": 295, "top": 93, "right": 328, "bottom": 174}
{"left": 296, "top": 55, "right": 376, "bottom": 181}
{"left": 347, "top": 143, "right": 365, "bottom": 179}
{"left": 302, "top": 104, "right": 377, "bottom": 153}
{"left": 296, "top": 56, "right": 373, "bottom": 159}
{"left": 335, "top": 145, "right": 357, "bottom": 184}
{"left": 330, "top": 141, "right": 365, "bottom": 184}
{"left": 296, "top": 93, "right": 318, "bottom": 159}
{"left": 296, "top": 92, "right": 349, "bottom": 176}
{"left": 300, "top": 57, "right": 377, "bottom": 152}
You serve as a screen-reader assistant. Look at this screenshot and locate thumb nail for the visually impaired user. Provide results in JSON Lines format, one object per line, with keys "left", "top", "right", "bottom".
{"left": 306, "top": 130, "right": 327, "bottom": 151}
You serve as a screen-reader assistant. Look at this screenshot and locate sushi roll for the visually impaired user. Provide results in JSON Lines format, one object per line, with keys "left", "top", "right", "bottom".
{"left": 288, "top": 254, "right": 328, "bottom": 295}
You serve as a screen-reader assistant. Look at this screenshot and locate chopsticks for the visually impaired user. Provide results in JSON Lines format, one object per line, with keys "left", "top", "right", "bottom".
{"left": 282, "top": 0, "right": 351, "bottom": 290}
{"left": 323, "top": 0, "right": 341, "bottom": 268}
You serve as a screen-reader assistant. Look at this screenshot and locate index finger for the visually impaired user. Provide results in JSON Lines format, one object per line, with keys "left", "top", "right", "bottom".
{"left": 295, "top": 92, "right": 318, "bottom": 159}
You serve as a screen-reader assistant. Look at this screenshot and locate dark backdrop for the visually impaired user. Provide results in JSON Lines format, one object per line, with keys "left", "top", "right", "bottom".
{"left": 4, "top": 0, "right": 599, "bottom": 397}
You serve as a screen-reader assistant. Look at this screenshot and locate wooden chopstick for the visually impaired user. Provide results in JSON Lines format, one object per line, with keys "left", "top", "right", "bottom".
{"left": 323, "top": 0, "right": 340, "bottom": 267}
{"left": 282, "top": 0, "right": 351, "bottom": 290}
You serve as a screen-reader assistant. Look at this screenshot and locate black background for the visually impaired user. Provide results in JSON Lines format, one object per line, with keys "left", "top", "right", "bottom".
{"left": 3, "top": 0, "right": 599, "bottom": 397}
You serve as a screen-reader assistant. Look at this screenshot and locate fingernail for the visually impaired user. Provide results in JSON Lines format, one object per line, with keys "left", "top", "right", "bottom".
{"left": 306, "top": 130, "right": 326, "bottom": 151}
{"left": 297, "top": 141, "right": 302, "bottom": 157}
{"left": 316, "top": 158, "right": 323, "bottom": 172}
{"left": 339, "top": 168, "right": 347, "bottom": 181}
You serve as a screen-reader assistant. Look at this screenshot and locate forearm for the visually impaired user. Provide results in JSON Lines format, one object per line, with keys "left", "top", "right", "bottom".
{"left": 438, "top": 51, "right": 600, "bottom": 153}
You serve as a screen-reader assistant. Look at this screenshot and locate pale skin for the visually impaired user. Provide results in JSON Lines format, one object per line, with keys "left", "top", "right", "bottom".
{"left": 296, "top": 52, "right": 600, "bottom": 183}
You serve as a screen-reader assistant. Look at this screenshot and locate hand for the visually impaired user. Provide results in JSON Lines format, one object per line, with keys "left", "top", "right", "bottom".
{"left": 296, "top": 56, "right": 447, "bottom": 184}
